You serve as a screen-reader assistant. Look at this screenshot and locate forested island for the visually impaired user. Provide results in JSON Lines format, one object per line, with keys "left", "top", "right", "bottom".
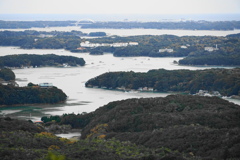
{"left": 1, "top": 95, "right": 240, "bottom": 159}
{"left": 1, "top": 30, "right": 240, "bottom": 66}
{"left": 0, "top": 54, "right": 85, "bottom": 68}
{"left": 0, "top": 30, "right": 107, "bottom": 51}
{"left": 0, "top": 83, "right": 67, "bottom": 105}
{"left": 0, "top": 68, "right": 67, "bottom": 106}
{"left": 1, "top": 20, "right": 240, "bottom": 30}
{"left": 0, "top": 30, "right": 84, "bottom": 51}
{"left": 85, "top": 68, "right": 240, "bottom": 97}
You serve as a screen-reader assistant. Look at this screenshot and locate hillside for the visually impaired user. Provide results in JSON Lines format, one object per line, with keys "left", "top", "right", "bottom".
{"left": 4, "top": 95, "right": 239, "bottom": 159}
{"left": 0, "top": 117, "right": 188, "bottom": 160}
{"left": 79, "top": 95, "right": 240, "bottom": 159}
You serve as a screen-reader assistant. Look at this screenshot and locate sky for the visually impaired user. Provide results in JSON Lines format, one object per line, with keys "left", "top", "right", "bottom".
{"left": 0, "top": 0, "right": 240, "bottom": 15}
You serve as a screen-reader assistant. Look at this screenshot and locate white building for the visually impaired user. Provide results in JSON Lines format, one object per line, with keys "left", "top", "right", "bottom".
{"left": 204, "top": 45, "right": 218, "bottom": 52}
{"left": 129, "top": 42, "right": 139, "bottom": 46}
{"left": 39, "top": 83, "right": 53, "bottom": 88}
{"left": 181, "top": 45, "right": 188, "bottom": 49}
{"left": 159, "top": 48, "right": 174, "bottom": 53}
{"left": 80, "top": 41, "right": 138, "bottom": 48}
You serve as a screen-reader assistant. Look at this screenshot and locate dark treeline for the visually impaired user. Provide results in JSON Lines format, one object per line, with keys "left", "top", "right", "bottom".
{"left": 1, "top": 20, "right": 240, "bottom": 30}
{"left": 0, "top": 20, "right": 75, "bottom": 29}
{"left": 81, "top": 21, "right": 240, "bottom": 30}
{"left": 0, "top": 68, "right": 15, "bottom": 81}
{"left": 0, "top": 84, "right": 67, "bottom": 105}
{"left": 40, "top": 95, "right": 240, "bottom": 159}
{"left": 0, "top": 54, "right": 85, "bottom": 68}
{"left": 85, "top": 68, "right": 240, "bottom": 96}
{"left": 88, "top": 32, "right": 107, "bottom": 37}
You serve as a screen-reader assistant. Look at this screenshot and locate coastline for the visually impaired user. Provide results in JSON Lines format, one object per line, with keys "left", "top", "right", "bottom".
{"left": 0, "top": 101, "right": 67, "bottom": 108}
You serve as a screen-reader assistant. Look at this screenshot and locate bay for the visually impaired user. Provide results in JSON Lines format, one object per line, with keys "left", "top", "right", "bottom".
{"left": 0, "top": 46, "right": 239, "bottom": 121}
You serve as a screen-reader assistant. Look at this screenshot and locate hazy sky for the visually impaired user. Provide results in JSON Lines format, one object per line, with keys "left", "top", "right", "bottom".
{"left": 0, "top": 0, "right": 240, "bottom": 14}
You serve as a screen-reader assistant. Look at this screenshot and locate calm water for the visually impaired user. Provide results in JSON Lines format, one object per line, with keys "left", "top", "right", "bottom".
{"left": 1, "top": 27, "right": 240, "bottom": 37}
{"left": 0, "top": 46, "right": 239, "bottom": 121}
{"left": 0, "top": 26, "right": 240, "bottom": 121}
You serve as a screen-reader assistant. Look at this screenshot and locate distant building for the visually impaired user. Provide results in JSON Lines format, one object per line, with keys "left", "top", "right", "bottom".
{"left": 129, "top": 42, "right": 139, "bottom": 46}
{"left": 181, "top": 45, "right": 188, "bottom": 49}
{"left": 204, "top": 44, "right": 218, "bottom": 52}
{"left": 39, "top": 83, "right": 53, "bottom": 88}
{"left": 80, "top": 41, "right": 138, "bottom": 48}
{"left": 77, "top": 47, "right": 86, "bottom": 50}
{"left": 159, "top": 48, "right": 174, "bottom": 53}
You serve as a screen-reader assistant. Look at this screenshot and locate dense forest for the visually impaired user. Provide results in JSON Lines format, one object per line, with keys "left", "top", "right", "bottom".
{"left": 39, "top": 95, "right": 240, "bottom": 159}
{"left": 0, "top": 54, "right": 85, "bottom": 68}
{"left": 0, "top": 68, "right": 15, "bottom": 81}
{"left": 0, "top": 117, "right": 189, "bottom": 160}
{"left": 85, "top": 68, "right": 240, "bottom": 96}
{"left": 0, "top": 84, "right": 67, "bottom": 105}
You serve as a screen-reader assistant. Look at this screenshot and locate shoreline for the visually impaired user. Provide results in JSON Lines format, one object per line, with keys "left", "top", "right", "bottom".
{"left": 0, "top": 101, "right": 66, "bottom": 108}
{"left": 86, "top": 86, "right": 240, "bottom": 100}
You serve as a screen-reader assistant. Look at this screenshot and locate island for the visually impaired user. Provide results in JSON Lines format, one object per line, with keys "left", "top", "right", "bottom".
{"left": 0, "top": 82, "right": 67, "bottom": 106}
{"left": 0, "top": 68, "right": 67, "bottom": 106}
{"left": 85, "top": 68, "right": 240, "bottom": 97}
{"left": 0, "top": 54, "right": 85, "bottom": 68}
